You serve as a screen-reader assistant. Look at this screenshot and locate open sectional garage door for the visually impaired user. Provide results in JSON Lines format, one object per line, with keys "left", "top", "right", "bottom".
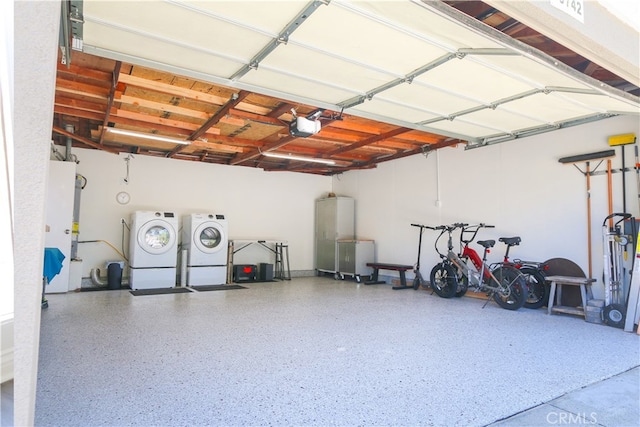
{"left": 74, "top": 0, "right": 638, "bottom": 150}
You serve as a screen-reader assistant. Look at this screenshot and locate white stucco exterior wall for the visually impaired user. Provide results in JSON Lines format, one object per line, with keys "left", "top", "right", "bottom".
{"left": 13, "top": 1, "right": 60, "bottom": 425}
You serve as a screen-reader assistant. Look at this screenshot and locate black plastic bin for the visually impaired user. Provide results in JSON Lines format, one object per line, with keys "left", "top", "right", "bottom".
{"left": 107, "top": 262, "right": 123, "bottom": 290}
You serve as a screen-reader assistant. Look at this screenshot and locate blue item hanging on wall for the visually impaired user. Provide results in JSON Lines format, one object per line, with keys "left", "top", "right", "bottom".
{"left": 43, "top": 247, "right": 65, "bottom": 283}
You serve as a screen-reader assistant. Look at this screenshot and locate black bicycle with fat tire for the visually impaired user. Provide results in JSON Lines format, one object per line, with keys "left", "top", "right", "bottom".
{"left": 497, "top": 236, "right": 550, "bottom": 309}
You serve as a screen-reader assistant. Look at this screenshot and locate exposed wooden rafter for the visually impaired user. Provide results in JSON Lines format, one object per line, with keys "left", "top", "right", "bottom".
{"left": 53, "top": 50, "right": 456, "bottom": 175}
{"left": 97, "top": 60, "right": 121, "bottom": 145}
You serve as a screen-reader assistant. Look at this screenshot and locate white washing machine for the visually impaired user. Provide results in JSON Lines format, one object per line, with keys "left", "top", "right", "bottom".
{"left": 129, "top": 211, "right": 179, "bottom": 290}
{"left": 182, "top": 213, "right": 228, "bottom": 286}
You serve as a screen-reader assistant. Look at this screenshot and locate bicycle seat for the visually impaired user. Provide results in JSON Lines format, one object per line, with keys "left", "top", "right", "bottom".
{"left": 499, "top": 236, "right": 521, "bottom": 246}
{"left": 478, "top": 239, "right": 495, "bottom": 248}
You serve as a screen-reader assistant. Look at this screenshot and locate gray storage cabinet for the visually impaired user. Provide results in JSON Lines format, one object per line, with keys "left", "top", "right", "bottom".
{"left": 337, "top": 239, "right": 375, "bottom": 282}
{"left": 315, "top": 197, "right": 355, "bottom": 275}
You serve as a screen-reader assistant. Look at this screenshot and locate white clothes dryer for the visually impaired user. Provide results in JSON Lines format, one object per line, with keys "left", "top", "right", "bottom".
{"left": 129, "top": 211, "right": 179, "bottom": 290}
{"left": 182, "top": 213, "right": 228, "bottom": 286}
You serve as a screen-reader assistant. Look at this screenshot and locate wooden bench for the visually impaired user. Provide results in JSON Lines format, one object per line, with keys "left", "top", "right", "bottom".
{"left": 365, "top": 263, "right": 414, "bottom": 290}
{"left": 546, "top": 275, "right": 596, "bottom": 319}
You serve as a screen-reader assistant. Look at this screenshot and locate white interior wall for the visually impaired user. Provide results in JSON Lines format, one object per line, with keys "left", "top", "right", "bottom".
{"left": 61, "top": 146, "right": 332, "bottom": 278}
{"left": 70, "top": 115, "right": 640, "bottom": 290}
{"left": 333, "top": 115, "right": 640, "bottom": 300}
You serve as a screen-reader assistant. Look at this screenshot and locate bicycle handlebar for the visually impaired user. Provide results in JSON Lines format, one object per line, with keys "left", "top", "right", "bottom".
{"left": 460, "top": 223, "right": 495, "bottom": 244}
{"left": 452, "top": 222, "right": 468, "bottom": 228}
{"left": 411, "top": 223, "right": 445, "bottom": 230}
{"left": 431, "top": 222, "right": 496, "bottom": 257}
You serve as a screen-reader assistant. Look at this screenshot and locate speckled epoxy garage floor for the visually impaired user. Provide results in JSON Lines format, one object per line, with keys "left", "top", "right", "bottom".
{"left": 35, "top": 276, "right": 639, "bottom": 426}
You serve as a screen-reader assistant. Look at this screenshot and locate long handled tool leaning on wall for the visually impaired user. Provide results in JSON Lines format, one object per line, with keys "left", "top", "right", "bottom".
{"left": 608, "top": 134, "right": 637, "bottom": 213}
{"left": 559, "top": 150, "right": 616, "bottom": 278}
{"left": 608, "top": 134, "right": 638, "bottom": 263}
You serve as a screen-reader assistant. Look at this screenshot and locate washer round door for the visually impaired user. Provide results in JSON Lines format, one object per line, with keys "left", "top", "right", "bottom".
{"left": 193, "top": 221, "right": 226, "bottom": 254}
{"left": 137, "top": 219, "right": 177, "bottom": 255}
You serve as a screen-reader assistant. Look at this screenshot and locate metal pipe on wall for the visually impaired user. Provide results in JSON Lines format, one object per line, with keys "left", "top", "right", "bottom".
{"left": 64, "top": 124, "right": 74, "bottom": 161}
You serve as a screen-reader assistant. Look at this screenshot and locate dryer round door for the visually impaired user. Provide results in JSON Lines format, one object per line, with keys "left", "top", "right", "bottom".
{"left": 137, "top": 219, "right": 177, "bottom": 255}
{"left": 193, "top": 222, "right": 226, "bottom": 254}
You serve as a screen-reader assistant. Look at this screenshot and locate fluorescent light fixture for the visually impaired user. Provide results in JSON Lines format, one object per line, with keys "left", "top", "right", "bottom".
{"left": 262, "top": 152, "right": 335, "bottom": 165}
{"left": 106, "top": 128, "right": 190, "bottom": 145}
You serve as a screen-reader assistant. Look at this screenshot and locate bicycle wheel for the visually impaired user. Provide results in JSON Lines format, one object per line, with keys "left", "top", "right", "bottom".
{"left": 429, "top": 263, "right": 458, "bottom": 298}
{"left": 520, "top": 267, "right": 549, "bottom": 309}
{"left": 491, "top": 266, "right": 527, "bottom": 310}
{"left": 455, "top": 273, "right": 468, "bottom": 297}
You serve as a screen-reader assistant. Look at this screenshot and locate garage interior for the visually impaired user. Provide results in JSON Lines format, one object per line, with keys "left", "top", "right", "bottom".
{"left": 6, "top": 1, "right": 640, "bottom": 426}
